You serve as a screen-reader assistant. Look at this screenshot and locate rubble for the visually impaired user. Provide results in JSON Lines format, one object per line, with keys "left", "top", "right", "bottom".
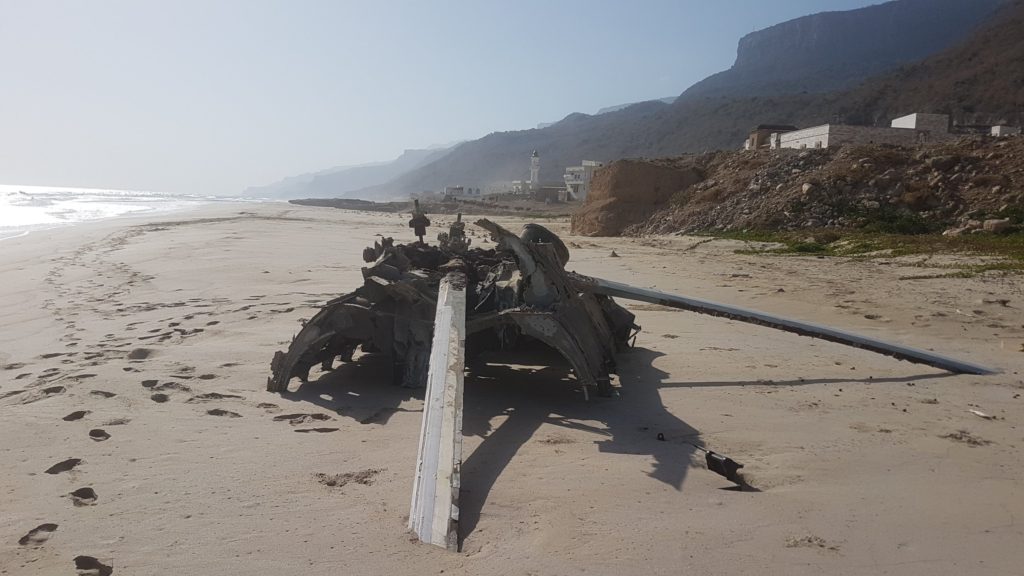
{"left": 572, "top": 136, "right": 1024, "bottom": 236}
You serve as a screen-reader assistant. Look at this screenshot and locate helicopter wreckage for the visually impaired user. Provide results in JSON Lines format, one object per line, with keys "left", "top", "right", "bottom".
{"left": 267, "top": 204, "right": 995, "bottom": 550}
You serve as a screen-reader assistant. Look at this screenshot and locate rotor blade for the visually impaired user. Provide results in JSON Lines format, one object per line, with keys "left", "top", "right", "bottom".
{"left": 409, "top": 272, "right": 466, "bottom": 551}
{"left": 584, "top": 276, "right": 997, "bottom": 376}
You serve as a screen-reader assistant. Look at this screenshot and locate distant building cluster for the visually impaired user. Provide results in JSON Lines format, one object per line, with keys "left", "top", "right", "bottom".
{"left": 506, "top": 151, "right": 603, "bottom": 202}
{"left": 442, "top": 186, "right": 481, "bottom": 198}
{"left": 743, "top": 113, "right": 1020, "bottom": 151}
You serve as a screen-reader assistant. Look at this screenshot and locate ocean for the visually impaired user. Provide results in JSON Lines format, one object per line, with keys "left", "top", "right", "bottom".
{"left": 0, "top": 184, "right": 239, "bottom": 241}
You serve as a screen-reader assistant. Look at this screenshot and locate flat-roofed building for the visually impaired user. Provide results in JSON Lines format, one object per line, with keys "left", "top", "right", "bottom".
{"left": 563, "top": 160, "right": 603, "bottom": 200}
{"left": 992, "top": 125, "right": 1021, "bottom": 137}
{"left": 744, "top": 124, "right": 798, "bottom": 150}
{"left": 772, "top": 113, "right": 951, "bottom": 150}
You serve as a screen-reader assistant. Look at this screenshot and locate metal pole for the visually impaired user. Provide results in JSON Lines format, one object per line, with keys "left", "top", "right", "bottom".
{"left": 585, "top": 276, "right": 997, "bottom": 376}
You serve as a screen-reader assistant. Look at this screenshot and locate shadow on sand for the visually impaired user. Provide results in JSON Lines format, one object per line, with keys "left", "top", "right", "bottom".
{"left": 280, "top": 344, "right": 954, "bottom": 546}
{"left": 277, "top": 356, "right": 423, "bottom": 425}
{"left": 457, "top": 345, "right": 703, "bottom": 545}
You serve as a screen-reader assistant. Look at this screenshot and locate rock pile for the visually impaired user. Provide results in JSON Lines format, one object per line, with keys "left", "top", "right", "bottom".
{"left": 575, "top": 135, "right": 1024, "bottom": 236}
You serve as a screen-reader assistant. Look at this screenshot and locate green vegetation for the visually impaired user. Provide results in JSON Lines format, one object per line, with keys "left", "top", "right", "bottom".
{"left": 716, "top": 228, "right": 1024, "bottom": 276}
{"left": 858, "top": 207, "right": 941, "bottom": 235}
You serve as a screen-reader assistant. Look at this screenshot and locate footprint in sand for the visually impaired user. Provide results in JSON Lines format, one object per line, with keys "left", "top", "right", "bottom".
{"left": 273, "top": 413, "right": 331, "bottom": 426}
{"left": 88, "top": 429, "right": 110, "bottom": 442}
{"left": 10, "top": 386, "right": 65, "bottom": 405}
{"left": 152, "top": 382, "right": 191, "bottom": 392}
{"left": 18, "top": 523, "right": 58, "bottom": 546}
{"left": 314, "top": 469, "right": 382, "bottom": 488}
{"left": 186, "top": 392, "right": 243, "bottom": 402}
{"left": 69, "top": 487, "right": 98, "bottom": 506}
{"left": 74, "top": 555, "right": 113, "bottom": 576}
{"left": 197, "top": 373, "right": 217, "bottom": 380}
{"left": 63, "top": 410, "right": 90, "bottom": 421}
{"left": 45, "top": 458, "right": 82, "bottom": 474}
{"left": 257, "top": 403, "right": 281, "bottom": 413}
{"left": 207, "top": 408, "right": 242, "bottom": 418}
{"left": 150, "top": 393, "right": 170, "bottom": 403}
{"left": 103, "top": 418, "right": 131, "bottom": 426}
{"left": 127, "top": 348, "right": 152, "bottom": 360}
{"left": 140, "top": 379, "right": 158, "bottom": 388}
{"left": 295, "top": 428, "right": 339, "bottom": 433}
{"left": 90, "top": 390, "right": 116, "bottom": 398}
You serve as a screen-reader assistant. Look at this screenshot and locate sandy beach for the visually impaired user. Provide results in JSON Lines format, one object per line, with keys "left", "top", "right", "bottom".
{"left": 2, "top": 202, "right": 1022, "bottom": 575}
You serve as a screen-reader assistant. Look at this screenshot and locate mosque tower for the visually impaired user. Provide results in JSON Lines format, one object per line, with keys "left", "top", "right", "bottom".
{"left": 529, "top": 150, "right": 540, "bottom": 190}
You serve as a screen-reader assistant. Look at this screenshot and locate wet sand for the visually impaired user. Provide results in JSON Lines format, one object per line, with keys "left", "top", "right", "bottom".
{"left": 2, "top": 202, "right": 1022, "bottom": 575}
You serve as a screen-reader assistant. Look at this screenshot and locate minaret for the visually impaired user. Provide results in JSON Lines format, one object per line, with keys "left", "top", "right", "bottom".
{"left": 529, "top": 150, "right": 540, "bottom": 190}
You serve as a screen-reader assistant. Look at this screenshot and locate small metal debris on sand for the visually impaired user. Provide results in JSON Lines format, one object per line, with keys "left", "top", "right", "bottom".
{"left": 941, "top": 430, "right": 992, "bottom": 446}
{"left": 968, "top": 409, "right": 996, "bottom": 420}
{"left": 786, "top": 535, "right": 839, "bottom": 551}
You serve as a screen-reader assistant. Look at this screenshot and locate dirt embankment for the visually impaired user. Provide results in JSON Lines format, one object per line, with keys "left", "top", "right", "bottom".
{"left": 570, "top": 160, "right": 704, "bottom": 236}
{"left": 572, "top": 136, "right": 1024, "bottom": 236}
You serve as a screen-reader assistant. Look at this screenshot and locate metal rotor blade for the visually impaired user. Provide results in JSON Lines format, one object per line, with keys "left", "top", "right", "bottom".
{"left": 585, "top": 276, "right": 997, "bottom": 376}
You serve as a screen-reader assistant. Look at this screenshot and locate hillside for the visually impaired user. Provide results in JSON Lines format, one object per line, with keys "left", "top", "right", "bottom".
{"left": 356, "top": 0, "right": 1003, "bottom": 198}
{"left": 831, "top": 0, "right": 1024, "bottom": 126}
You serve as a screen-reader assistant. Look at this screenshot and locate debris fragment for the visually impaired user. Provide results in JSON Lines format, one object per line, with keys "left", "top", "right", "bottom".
{"left": 786, "top": 535, "right": 839, "bottom": 551}
{"left": 941, "top": 430, "right": 991, "bottom": 446}
{"left": 968, "top": 409, "right": 996, "bottom": 420}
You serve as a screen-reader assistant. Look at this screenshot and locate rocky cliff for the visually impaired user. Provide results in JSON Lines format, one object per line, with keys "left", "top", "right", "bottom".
{"left": 682, "top": 0, "right": 1004, "bottom": 100}
{"left": 832, "top": 0, "right": 1024, "bottom": 127}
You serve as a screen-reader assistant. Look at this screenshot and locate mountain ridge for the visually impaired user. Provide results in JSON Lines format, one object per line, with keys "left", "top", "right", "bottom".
{"left": 353, "top": 0, "right": 1004, "bottom": 199}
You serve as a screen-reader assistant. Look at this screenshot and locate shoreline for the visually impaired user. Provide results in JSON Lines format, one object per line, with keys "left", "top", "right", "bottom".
{"left": 0, "top": 198, "right": 275, "bottom": 243}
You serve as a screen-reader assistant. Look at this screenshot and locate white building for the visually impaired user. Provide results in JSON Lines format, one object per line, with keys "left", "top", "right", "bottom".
{"left": 563, "top": 160, "right": 603, "bottom": 201}
{"left": 992, "top": 125, "right": 1021, "bottom": 137}
{"left": 773, "top": 113, "right": 951, "bottom": 150}
{"left": 890, "top": 113, "right": 949, "bottom": 133}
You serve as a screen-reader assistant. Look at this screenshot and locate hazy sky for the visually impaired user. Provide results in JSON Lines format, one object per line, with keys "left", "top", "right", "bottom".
{"left": 0, "top": 0, "right": 880, "bottom": 195}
